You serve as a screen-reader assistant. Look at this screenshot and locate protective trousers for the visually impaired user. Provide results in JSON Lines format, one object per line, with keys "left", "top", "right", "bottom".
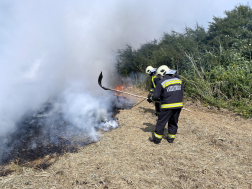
{"left": 153, "top": 108, "right": 181, "bottom": 143}
{"left": 154, "top": 102, "right": 161, "bottom": 116}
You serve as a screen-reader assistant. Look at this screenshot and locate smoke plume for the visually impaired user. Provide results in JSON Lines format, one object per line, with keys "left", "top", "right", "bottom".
{"left": 1, "top": 0, "right": 244, "bottom": 163}
{"left": 0, "top": 0, "right": 165, "bottom": 163}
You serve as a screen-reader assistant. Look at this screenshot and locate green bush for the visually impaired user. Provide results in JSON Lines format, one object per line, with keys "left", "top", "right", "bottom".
{"left": 116, "top": 4, "right": 252, "bottom": 118}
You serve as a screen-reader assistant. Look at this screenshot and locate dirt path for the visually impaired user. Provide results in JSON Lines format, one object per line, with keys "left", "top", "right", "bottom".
{"left": 1, "top": 86, "right": 252, "bottom": 188}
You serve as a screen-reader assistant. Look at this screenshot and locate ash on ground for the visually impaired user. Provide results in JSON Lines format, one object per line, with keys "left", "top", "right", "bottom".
{"left": 0, "top": 95, "right": 134, "bottom": 166}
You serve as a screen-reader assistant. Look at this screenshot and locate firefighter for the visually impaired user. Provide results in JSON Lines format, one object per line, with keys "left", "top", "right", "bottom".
{"left": 146, "top": 66, "right": 161, "bottom": 116}
{"left": 148, "top": 65, "right": 184, "bottom": 144}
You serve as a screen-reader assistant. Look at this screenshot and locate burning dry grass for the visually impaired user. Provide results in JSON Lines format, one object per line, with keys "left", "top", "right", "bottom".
{"left": 1, "top": 85, "right": 252, "bottom": 188}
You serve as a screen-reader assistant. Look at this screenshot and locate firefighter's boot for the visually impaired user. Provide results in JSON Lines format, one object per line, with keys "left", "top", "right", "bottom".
{"left": 149, "top": 137, "right": 160, "bottom": 144}
{"left": 149, "top": 132, "right": 162, "bottom": 144}
{"left": 166, "top": 137, "right": 174, "bottom": 143}
{"left": 167, "top": 133, "right": 176, "bottom": 143}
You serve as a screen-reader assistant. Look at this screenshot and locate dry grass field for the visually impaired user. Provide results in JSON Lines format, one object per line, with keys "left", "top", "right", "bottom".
{"left": 1, "top": 86, "right": 252, "bottom": 188}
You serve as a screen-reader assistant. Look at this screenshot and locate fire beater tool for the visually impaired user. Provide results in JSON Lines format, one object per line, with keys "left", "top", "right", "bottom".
{"left": 98, "top": 72, "right": 148, "bottom": 99}
{"left": 98, "top": 72, "right": 191, "bottom": 112}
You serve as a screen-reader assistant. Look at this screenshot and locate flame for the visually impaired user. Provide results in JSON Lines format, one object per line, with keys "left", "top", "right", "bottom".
{"left": 115, "top": 85, "right": 125, "bottom": 91}
{"left": 114, "top": 84, "right": 125, "bottom": 96}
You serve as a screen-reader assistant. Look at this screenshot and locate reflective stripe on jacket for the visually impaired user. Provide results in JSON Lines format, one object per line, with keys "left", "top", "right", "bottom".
{"left": 152, "top": 74, "right": 184, "bottom": 109}
{"left": 150, "top": 75, "right": 161, "bottom": 92}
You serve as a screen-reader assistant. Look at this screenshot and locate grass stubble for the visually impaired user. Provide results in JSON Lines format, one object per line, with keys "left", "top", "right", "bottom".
{"left": 1, "top": 86, "right": 252, "bottom": 188}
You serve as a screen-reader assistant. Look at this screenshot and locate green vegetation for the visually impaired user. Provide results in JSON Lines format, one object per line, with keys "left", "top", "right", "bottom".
{"left": 116, "top": 4, "right": 252, "bottom": 118}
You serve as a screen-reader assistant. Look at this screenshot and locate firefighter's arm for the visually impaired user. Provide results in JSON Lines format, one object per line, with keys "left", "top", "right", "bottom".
{"left": 150, "top": 77, "right": 155, "bottom": 92}
{"left": 154, "top": 77, "right": 161, "bottom": 86}
{"left": 151, "top": 82, "right": 162, "bottom": 101}
{"left": 147, "top": 91, "right": 153, "bottom": 99}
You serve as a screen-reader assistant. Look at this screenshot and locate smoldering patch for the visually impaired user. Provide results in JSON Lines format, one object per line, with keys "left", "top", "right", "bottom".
{"left": 0, "top": 89, "right": 135, "bottom": 165}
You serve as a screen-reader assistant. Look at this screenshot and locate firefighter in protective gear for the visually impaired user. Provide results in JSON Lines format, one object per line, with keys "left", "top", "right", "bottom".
{"left": 145, "top": 66, "right": 161, "bottom": 116}
{"left": 148, "top": 65, "right": 184, "bottom": 144}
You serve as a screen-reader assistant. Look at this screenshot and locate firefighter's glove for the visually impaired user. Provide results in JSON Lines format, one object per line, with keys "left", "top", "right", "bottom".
{"left": 147, "top": 97, "right": 153, "bottom": 103}
{"left": 147, "top": 92, "right": 153, "bottom": 99}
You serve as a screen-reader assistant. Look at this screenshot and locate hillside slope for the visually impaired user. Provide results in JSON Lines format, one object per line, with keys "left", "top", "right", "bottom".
{"left": 1, "top": 86, "right": 252, "bottom": 188}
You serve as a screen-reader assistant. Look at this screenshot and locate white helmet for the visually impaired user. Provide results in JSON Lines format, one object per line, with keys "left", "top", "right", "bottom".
{"left": 156, "top": 65, "right": 177, "bottom": 76}
{"left": 146, "top": 66, "right": 155, "bottom": 75}
{"left": 156, "top": 65, "right": 170, "bottom": 76}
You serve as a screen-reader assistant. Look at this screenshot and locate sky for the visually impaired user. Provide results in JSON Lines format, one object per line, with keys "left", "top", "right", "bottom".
{"left": 151, "top": 0, "right": 250, "bottom": 33}
{"left": 0, "top": 0, "right": 250, "bottom": 161}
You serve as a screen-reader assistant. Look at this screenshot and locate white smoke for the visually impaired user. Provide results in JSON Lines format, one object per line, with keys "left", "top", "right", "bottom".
{"left": 0, "top": 0, "right": 162, "bottom": 143}
{"left": 0, "top": 0, "right": 165, "bottom": 161}
{"left": 0, "top": 0, "right": 247, "bottom": 161}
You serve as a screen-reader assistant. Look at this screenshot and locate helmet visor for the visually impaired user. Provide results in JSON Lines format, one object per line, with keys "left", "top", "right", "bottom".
{"left": 166, "top": 70, "right": 177, "bottom": 75}
{"left": 151, "top": 68, "right": 157, "bottom": 72}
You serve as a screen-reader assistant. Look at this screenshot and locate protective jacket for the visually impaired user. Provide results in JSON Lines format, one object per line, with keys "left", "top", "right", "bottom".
{"left": 150, "top": 73, "right": 161, "bottom": 92}
{"left": 152, "top": 74, "right": 184, "bottom": 109}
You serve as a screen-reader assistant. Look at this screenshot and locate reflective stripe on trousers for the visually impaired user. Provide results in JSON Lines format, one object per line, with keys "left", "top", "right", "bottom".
{"left": 154, "top": 132, "right": 162, "bottom": 139}
{"left": 168, "top": 133, "right": 176, "bottom": 138}
{"left": 161, "top": 102, "right": 183, "bottom": 109}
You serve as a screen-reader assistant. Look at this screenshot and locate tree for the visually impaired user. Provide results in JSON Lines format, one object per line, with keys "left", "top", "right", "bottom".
{"left": 207, "top": 4, "right": 252, "bottom": 61}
